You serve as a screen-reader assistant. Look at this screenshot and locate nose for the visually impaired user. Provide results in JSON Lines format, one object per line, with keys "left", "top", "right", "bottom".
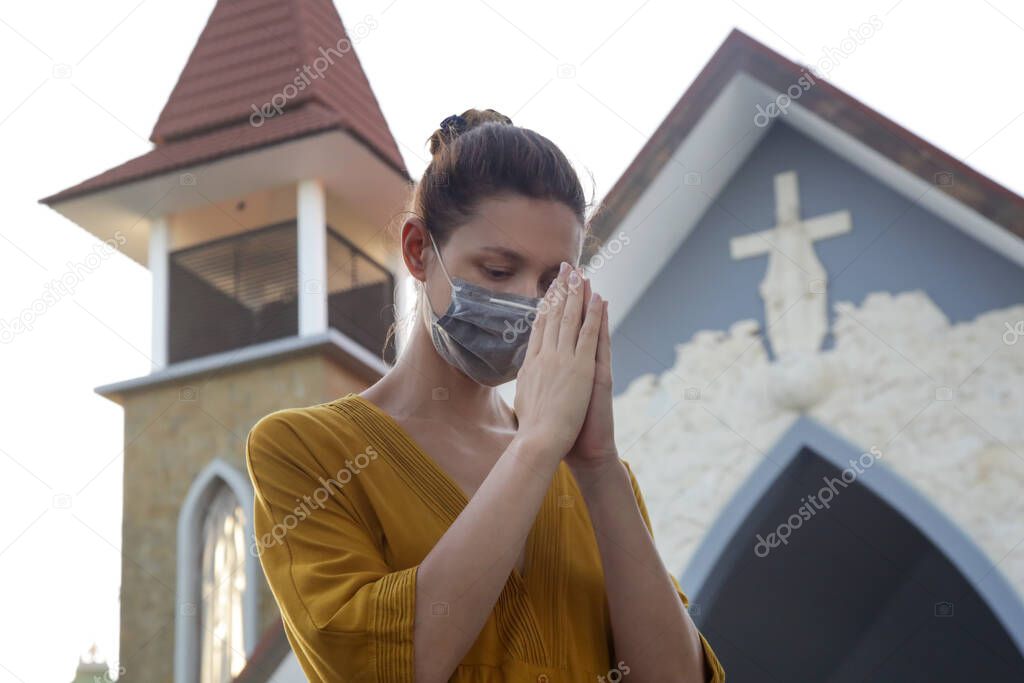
{"left": 504, "top": 274, "right": 545, "bottom": 300}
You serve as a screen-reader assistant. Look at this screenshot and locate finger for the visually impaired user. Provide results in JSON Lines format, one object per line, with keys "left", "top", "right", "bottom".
{"left": 543, "top": 263, "right": 570, "bottom": 350}
{"left": 526, "top": 279, "right": 555, "bottom": 359}
{"left": 557, "top": 266, "right": 586, "bottom": 352}
{"left": 581, "top": 275, "right": 592, "bottom": 326}
{"left": 575, "top": 291, "right": 602, "bottom": 358}
{"left": 597, "top": 298, "right": 611, "bottom": 369}
{"left": 524, "top": 302, "right": 545, "bottom": 359}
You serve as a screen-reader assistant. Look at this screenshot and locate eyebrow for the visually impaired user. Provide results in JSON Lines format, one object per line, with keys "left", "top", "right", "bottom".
{"left": 479, "top": 246, "right": 523, "bottom": 262}
{"left": 479, "top": 246, "right": 567, "bottom": 272}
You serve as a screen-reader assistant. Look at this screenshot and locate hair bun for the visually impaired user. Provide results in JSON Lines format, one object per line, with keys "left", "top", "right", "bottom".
{"left": 429, "top": 108, "right": 513, "bottom": 156}
{"left": 439, "top": 113, "right": 468, "bottom": 137}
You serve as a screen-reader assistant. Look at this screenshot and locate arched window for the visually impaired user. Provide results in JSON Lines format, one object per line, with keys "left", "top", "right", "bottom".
{"left": 175, "top": 460, "right": 259, "bottom": 683}
{"left": 199, "top": 485, "right": 248, "bottom": 683}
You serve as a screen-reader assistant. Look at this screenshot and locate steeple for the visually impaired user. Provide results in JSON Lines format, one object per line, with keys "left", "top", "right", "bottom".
{"left": 42, "top": 0, "right": 406, "bottom": 208}
{"left": 151, "top": 0, "right": 397, "bottom": 150}
{"left": 38, "top": 4, "right": 412, "bottom": 679}
{"left": 70, "top": 644, "right": 111, "bottom": 683}
{"left": 39, "top": 0, "right": 410, "bottom": 378}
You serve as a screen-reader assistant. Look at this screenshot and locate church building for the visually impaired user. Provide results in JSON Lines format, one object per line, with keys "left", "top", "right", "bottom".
{"left": 43, "top": 1, "right": 409, "bottom": 681}
{"left": 41, "top": 2, "right": 1024, "bottom": 681}
{"left": 588, "top": 28, "right": 1024, "bottom": 683}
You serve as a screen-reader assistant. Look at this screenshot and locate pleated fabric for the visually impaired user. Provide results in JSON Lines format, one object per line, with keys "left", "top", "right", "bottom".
{"left": 245, "top": 393, "right": 726, "bottom": 682}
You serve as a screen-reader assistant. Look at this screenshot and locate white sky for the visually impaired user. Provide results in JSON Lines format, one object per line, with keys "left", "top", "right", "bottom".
{"left": 1, "top": 0, "right": 1022, "bottom": 680}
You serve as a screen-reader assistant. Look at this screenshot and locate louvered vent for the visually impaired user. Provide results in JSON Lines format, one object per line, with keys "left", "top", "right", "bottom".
{"left": 168, "top": 222, "right": 395, "bottom": 364}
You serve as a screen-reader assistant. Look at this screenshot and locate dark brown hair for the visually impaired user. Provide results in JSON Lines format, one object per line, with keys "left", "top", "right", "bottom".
{"left": 414, "top": 107, "right": 593, "bottom": 249}
{"left": 383, "top": 108, "right": 596, "bottom": 359}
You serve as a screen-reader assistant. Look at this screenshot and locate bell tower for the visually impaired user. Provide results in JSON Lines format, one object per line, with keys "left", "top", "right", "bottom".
{"left": 39, "top": 1, "right": 410, "bottom": 681}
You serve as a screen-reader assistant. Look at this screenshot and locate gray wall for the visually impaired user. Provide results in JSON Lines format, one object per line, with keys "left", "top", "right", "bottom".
{"left": 611, "top": 120, "right": 1024, "bottom": 393}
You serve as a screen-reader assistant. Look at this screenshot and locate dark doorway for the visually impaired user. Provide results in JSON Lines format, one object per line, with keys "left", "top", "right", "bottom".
{"left": 695, "top": 446, "right": 1024, "bottom": 682}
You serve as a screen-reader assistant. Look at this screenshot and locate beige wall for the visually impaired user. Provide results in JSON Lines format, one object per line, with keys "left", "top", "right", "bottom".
{"left": 117, "top": 350, "right": 372, "bottom": 682}
{"left": 168, "top": 183, "right": 298, "bottom": 251}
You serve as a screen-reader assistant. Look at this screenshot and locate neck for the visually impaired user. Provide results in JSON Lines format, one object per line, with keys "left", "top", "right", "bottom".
{"left": 376, "top": 317, "right": 516, "bottom": 429}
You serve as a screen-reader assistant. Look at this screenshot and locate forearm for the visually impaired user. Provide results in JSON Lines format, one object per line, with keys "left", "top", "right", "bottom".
{"left": 413, "top": 433, "right": 560, "bottom": 682}
{"left": 574, "top": 460, "right": 706, "bottom": 682}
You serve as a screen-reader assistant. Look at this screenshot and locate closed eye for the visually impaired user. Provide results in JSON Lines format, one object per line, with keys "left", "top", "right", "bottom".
{"left": 481, "top": 266, "right": 513, "bottom": 280}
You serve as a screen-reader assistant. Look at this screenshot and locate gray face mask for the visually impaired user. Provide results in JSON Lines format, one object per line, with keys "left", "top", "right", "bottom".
{"left": 422, "top": 231, "right": 542, "bottom": 386}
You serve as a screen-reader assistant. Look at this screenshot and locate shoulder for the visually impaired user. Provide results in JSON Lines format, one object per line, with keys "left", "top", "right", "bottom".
{"left": 246, "top": 398, "right": 366, "bottom": 476}
{"left": 248, "top": 401, "right": 338, "bottom": 437}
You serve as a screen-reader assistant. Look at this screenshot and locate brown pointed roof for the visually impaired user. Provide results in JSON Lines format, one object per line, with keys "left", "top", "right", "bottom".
{"left": 42, "top": 0, "right": 407, "bottom": 205}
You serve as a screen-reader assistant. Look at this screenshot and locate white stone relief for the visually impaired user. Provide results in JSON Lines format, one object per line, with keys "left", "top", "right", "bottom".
{"left": 730, "top": 170, "right": 852, "bottom": 361}
{"left": 615, "top": 289, "right": 1024, "bottom": 599}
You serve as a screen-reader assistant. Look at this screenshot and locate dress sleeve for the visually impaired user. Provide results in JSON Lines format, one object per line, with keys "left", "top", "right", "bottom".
{"left": 621, "top": 459, "right": 727, "bottom": 683}
{"left": 245, "top": 410, "right": 417, "bottom": 683}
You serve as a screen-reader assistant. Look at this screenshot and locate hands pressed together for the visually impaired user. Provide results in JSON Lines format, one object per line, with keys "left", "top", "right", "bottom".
{"left": 513, "top": 261, "right": 619, "bottom": 480}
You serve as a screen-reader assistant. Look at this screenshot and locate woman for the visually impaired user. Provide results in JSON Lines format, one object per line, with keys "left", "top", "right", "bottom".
{"left": 246, "top": 109, "right": 726, "bottom": 682}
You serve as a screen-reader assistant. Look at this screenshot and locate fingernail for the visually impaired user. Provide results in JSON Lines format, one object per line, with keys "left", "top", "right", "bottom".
{"left": 568, "top": 268, "right": 579, "bottom": 285}
{"left": 559, "top": 262, "right": 569, "bottom": 276}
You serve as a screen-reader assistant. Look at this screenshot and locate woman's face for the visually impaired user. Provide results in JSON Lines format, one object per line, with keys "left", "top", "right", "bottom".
{"left": 421, "top": 194, "right": 583, "bottom": 315}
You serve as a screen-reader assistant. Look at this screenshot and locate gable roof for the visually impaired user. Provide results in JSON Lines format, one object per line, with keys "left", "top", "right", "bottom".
{"left": 40, "top": 0, "right": 407, "bottom": 205}
{"left": 586, "top": 28, "right": 1024, "bottom": 259}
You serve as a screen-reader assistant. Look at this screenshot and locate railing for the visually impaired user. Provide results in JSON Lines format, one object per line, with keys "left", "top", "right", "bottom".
{"left": 168, "top": 222, "right": 395, "bottom": 365}
{"left": 326, "top": 226, "right": 396, "bottom": 365}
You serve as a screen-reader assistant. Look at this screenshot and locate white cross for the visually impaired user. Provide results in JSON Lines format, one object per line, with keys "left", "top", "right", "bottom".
{"left": 729, "top": 170, "right": 852, "bottom": 359}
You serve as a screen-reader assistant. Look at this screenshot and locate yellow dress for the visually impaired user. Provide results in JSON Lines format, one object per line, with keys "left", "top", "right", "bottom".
{"left": 246, "top": 392, "right": 726, "bottom": 682}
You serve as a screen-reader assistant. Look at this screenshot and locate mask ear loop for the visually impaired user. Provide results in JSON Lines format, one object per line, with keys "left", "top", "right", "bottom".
{"left": 426, "top": 230, "right": 461, "bottom": 292}
{"left": 427, "top": 229, "right": 536, "bottom": 312}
